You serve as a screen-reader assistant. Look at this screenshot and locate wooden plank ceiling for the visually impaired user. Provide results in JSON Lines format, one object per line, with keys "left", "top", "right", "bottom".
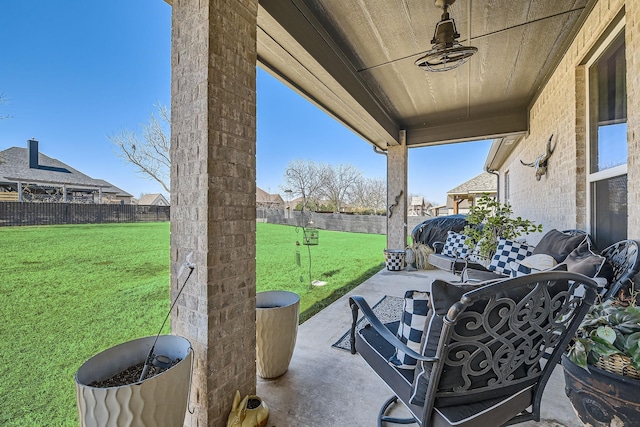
{"left": 257, "top": 0, "right": 595, "bottom": 149}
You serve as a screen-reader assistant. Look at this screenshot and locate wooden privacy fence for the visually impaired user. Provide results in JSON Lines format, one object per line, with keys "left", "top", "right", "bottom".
{"left": 0, "top": 202, "right": 170, "bottom": 226}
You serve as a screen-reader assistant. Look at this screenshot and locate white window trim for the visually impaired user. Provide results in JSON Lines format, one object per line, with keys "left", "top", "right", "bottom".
{"left": 584, "top": 17, "right": 627, "bottom": 234}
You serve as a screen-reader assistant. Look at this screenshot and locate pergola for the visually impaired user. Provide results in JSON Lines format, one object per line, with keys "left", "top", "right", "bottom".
{"left": 164, "top": 1, "right": 598, "bottom": 425}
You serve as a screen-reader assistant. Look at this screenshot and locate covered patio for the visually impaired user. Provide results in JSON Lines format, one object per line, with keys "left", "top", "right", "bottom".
{"left": 164, "top": 0, "right": 639, "bottom": 425}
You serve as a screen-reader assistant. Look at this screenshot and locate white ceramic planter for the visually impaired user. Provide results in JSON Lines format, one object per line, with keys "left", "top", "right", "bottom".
{"left": 75, "top": 335, "right": 193, "bottom": 427}
{"left": 256, "top": 291, "right": 300, "bottom": 379}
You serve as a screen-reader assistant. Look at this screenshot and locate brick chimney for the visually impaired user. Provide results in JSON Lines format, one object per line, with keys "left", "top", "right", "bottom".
{"left": 28, "top": 139, "right": 39, "bottom": 169}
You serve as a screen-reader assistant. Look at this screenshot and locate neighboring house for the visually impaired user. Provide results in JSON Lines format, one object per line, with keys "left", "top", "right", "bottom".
{"left": 0, "top": 140, "right": 133, "bottom": 204}
{"left": 137, "top": 193, "right": 170, "bottom": 206}
{"left": 430, "top": 204, "right": 447, "bottom": 217}
{"left": 285, "top": 196, "right": 304, "bottom": 211}
{"left": 408, "top": 196, "right": 429, "bottom": 216}
{"left": 445, "top": 172, "right": 498, "bottom": 215}
{"left": 256, "top": 187, "right": 284, "bottom": 209}
{"left": 94, "top": 180, "right": 136, "bottom": 205}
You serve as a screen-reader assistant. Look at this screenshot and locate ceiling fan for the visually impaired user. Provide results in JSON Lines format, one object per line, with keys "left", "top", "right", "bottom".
{"left": 415, "top": 0, "right": 477, "bottom": 72}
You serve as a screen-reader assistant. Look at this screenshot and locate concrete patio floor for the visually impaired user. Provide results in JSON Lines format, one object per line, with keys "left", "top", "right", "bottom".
{"left": 257, "top": 267, "right": 583, "bottom": 427}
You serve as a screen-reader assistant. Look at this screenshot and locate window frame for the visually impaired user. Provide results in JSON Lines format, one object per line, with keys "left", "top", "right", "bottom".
{"left": 584, "top": 18, "right": 627, "bottom": 241}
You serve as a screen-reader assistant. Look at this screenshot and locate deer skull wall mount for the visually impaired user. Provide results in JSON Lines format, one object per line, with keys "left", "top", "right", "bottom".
{"left": 520, "top": 134, "right": 555, "bottom": 181}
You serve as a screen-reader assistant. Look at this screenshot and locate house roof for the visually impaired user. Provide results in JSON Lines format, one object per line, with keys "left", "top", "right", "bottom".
{"left": 0, "top": 146, "right": 130, "bottom": 194}
{"left": 138, "top": 193, "right": 169, "bottom": 205}
{"left": 447, "top": 172, "right": 497, "bottom": 196}
{"left": 256, "top": 187, "right": 284, "bottom": 204}
{"left": 94, "top": 179, "right": 133, "bottom": 198}
{"left": 484, "top": 135, "right": 525, "bottom": 171}
{"left": 411, "top": 196, "right": 424, "bottom": 206}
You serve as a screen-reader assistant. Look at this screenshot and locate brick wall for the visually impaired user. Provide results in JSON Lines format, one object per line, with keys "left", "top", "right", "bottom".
{"left": 266, "top": 210, "right": 429, "bottom": 237}
{"left": 497, "top": 0, "right": 640, "bottom": 245}
{"left": 170, "top": 0, "right": 258, "bottom": 426}
{"left": 627, "top": 0, "right": 640, "bottom": 237}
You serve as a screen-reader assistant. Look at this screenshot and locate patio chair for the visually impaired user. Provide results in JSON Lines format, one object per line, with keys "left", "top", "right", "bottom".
{"left": 349, "top": 271, "right": 598, "bottom": 427}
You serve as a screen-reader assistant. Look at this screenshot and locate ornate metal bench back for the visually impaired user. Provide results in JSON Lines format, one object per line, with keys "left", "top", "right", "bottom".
{"left": 428, "top": 273, "right": 596, "bottom": 409}
{"left": 601, "top": 240, "right": 640, "bottom": 300}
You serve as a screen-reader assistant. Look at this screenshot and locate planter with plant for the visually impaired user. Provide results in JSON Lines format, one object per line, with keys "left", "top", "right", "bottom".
{"left": 463, "top": 194, "right": 542, "bottom": 260}
{"left": 562, "top": 297, "right": 640, "bottom": 426}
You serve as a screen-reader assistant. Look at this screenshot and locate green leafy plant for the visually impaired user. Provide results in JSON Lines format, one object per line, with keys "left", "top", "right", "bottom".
{"left": 462, "top": 194, "right": 542, "bottom": 258}
{"left": 568, "top": 298, "right": 640, "bottom": 372}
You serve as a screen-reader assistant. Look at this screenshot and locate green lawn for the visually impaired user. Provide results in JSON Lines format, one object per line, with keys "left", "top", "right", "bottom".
{"left": 0, "top": 222, "right": 385, "bottom": 426}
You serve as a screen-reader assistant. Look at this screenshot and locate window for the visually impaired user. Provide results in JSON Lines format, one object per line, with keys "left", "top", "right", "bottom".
{"left": 587, "top": 25, "right": 627, "bottom": 249}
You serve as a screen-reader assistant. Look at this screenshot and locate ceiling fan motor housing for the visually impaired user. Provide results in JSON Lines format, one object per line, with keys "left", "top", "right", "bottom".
{"left": 431, "top": 13, "right": 460, "bottom": 47}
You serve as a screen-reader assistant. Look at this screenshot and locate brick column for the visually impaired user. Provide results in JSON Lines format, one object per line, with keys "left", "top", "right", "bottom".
{"left": 170, "top": 1, "right": 258, "bottom": 426}
{"left": 386, "top": 131, "right": 408, "bottom": 250}
{"left": 627, "top": 0, "right": 640, "bottom": 238}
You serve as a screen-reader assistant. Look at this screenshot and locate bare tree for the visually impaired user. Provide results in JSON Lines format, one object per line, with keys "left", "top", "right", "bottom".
{"left": 367, "top": 177, "right": 386, "bottom": 214}
{"left": 282, "top": 160, "right": 329, "bottom": 211}
{"left": 322, "top": 164, "right": 362, "bottom": 212}
{"left": 352, "top": 177, "right": 385, "bottom": 214}
{"left": 109, "top": 104, "right": 170, "bottom": 193}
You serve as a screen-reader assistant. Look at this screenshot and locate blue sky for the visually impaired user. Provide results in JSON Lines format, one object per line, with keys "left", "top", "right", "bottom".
{"left": 1, "top": 1, "right": 491, "bottom": 205}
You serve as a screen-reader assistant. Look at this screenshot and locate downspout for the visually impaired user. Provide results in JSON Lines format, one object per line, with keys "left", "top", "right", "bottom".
{"left": 373, "top": 145, "right": 387, "bottom": 156}
{"left": 486, "top": 167, "right": 500, "bottom": 203}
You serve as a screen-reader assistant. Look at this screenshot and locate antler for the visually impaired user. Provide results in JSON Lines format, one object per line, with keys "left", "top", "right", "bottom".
{"left": 520, "top": 158, "right": 539, "bottom": 168}
{"left": 519, "top": 134, "right": 555, "bottom": 181}
{"left": 539, "top": 134, "right": 555, "bottom": 163}
{"left": 520, "top": 134, "right": 555, "bottom": 167}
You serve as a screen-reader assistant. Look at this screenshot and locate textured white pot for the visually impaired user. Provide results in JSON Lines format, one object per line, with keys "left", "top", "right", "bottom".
{"left": 75, "top": 335, "right": 193, "bottom": 427}
{"left": 256, "top": 291, "right": 300, "bottom": 379}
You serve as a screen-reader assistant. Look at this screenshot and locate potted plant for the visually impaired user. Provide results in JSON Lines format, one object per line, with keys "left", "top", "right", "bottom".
{"left": 75, "top": 335, "right": 193, "bottom": 427}
{"left": 256, "top": 290, "right": 300, "bottom": 379}
{"left": 463, "top": 194, "right": 542, "bottom": 259}
{"left": 562, "top": 296, "right": 640, "bottom": 426}
{"left": 75, "top": 252, "right": 196, "bottom": 427}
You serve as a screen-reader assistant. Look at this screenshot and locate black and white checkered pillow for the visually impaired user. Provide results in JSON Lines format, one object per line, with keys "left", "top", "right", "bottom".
{"left": 389, "top": 290, "right": 431, "bottom": 369}
{"left": 488, "top": 238, "right": 533, "bottom": 276}
{"left": 442, "top": 231, "right": 470, "bottom": 259}
{"left": 509, "top": 261, "right": 533, "bottom": 277}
